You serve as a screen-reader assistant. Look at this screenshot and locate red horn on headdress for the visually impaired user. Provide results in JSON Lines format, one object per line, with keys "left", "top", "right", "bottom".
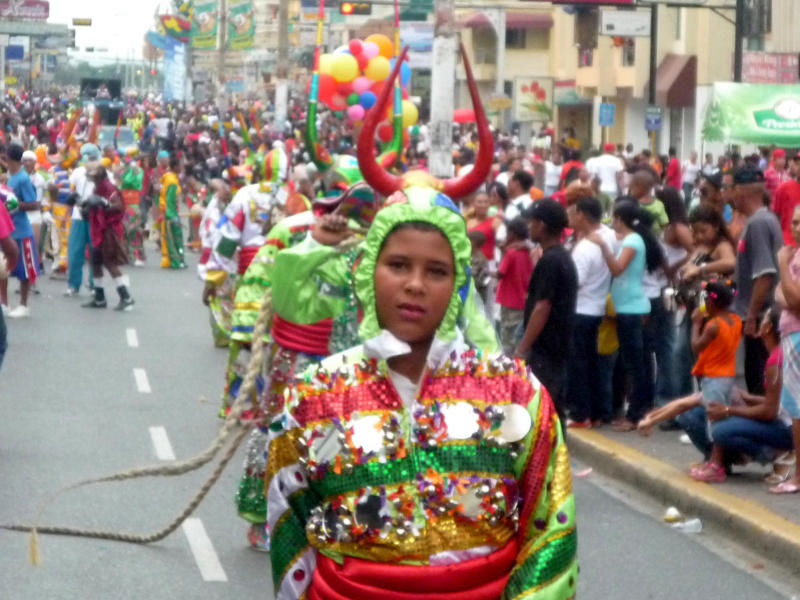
{"left": 357, "top": 47, "right": 409, "bottom": 197}
{"left": 439, "top": 43, "right": 493, "bottom": 200}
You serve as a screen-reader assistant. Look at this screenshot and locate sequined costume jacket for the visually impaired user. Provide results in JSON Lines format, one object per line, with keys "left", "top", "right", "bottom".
{"left": 203, "top": 182, "right": 289, "bottom": 290}
{"left": 265, "top": 340, "right": 578, "bottom": 600}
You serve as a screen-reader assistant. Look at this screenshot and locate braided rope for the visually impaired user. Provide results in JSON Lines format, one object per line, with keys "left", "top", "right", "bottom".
{"left": 0, "top": 233, "right": 362, "bottom": 556}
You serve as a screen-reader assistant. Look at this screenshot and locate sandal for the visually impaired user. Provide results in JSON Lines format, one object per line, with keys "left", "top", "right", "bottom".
{"left": 768, "top": 480, "right": 800, "bottom": 495}
{"left": 765, "top": 452, "right": 796, "bottom": 485}
{"left": 689, "top": 462, "right": 726, "bottom": 483}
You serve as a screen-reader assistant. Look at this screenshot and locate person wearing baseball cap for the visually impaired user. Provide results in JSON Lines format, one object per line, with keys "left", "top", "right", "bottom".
{"left": 765, "top": 148, "right": 791, "bottom": 200}
{"left": 586, "top": 140, "right": 624, "bottom": 198}
{"left": 515, "top": 198, "right": 577, "bottom": 422}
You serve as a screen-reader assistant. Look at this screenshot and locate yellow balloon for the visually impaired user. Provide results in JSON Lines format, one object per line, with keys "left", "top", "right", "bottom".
{"left": 401, "top": 100, "right": 418, "bottom": 129}
{"left": 366, "top": 33, "right": 393, "bottom": 59}
{"left": 365, "top": 56, "right": 390, "bottom": 81}
{"left": 331, "top": 53, "right": 359, "bottom": 83}
{"left": 319, "top": 53, "right": 334, "bottom": 74}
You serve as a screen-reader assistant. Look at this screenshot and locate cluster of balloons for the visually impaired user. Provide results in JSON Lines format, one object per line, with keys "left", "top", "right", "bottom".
{"left": 309, "top": 33, "right": 418, "bottom": 133}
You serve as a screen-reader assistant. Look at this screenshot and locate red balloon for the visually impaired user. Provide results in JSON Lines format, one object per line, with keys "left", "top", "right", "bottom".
{"left": 370, "top": 81, "right": 385, "bottom": 96}
{"left": 317, "top": 73, "right": 336, "bottom": 101}
{"left": 337, "top": 81, "right": 354, "bottom": 95}
{"left": 377, "top": 121, "right": 393, "bottom": 143}
{"left": 349, "top": 39, "right": 363, "bottom": 55}
{"left": 328, "top": 93, "right": 347, "bottom": 110}
{"left": 357, "top": 53, "right": 369, "bottom": 70}
{"left": 402, "top": 87, "right": 409, "bottom": 100}
{"left": 453, "top": 107, "right": 476, "bottom": 123}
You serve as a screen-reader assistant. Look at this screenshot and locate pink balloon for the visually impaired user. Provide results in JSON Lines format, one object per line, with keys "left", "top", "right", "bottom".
{"left": 352, "top": 76, "right": 371, "bottom": 94}
{"left": 362, "top": 41, "right": 379, "bottom": 59}
{"left": 348, "top": 39, "right": 363, "bottom": 55}
{"left": 347, "top": 104, "right": 365, "bottom": 121}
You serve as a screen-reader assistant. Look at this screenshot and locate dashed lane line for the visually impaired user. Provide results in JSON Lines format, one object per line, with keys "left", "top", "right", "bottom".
{"left": 126, "top": 328, "right": 139, "bottom": 348}
{"left": 133, "top": 368, "right": 151, "bottom": 393}
{"left": 148, "top": 426, "right": 228, "bottom": 582}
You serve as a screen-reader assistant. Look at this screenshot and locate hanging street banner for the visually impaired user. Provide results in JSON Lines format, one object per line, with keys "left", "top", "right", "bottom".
{"left": 513, "top": 77, "right": 553, "bottom": 122}
{"left": 228, "top": 0, "right": 255, "bottom": 50}
{"left": 164, "top": 38, "right": 186, "bottom": 102}
{"left": 0, "top": 0, "right": 49, "bottom": 20}
{"left": 192, "top": 0, "right": 219, "bottom": 50}
{"left": 702, "top": 82, "right": 800, "bottom": 145}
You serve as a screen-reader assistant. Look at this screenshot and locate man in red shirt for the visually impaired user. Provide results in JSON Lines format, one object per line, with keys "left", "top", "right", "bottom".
{"left": 495, "top": 217, "right": 534, "bottom": 355}
{"left": 772, "top": 153, "right": 800, "bottom": 246}
{"left": 666, "top": 147, "right": 682, "bottom": 188}
{"left": 0, "top": 200, "right": 19, "bottom": 371}
{"left": 765, "top": 148, "right": 792, "bottom": 201}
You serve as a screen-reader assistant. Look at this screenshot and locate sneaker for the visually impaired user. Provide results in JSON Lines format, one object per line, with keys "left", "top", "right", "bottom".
{"left": 82, "top": 298, "right": 107, "bottom": 309}
{"left": 8, "top": 305, "right": 30, "bottom": 318}
{"left": 247, "top": 523, "right": 270, "bottom": 552}
{"left": 113, "top": 297, "right": 135, "bottom": 312}
{"left": 134, "top": 259, "right": 145, "bottom": 267}
{"left": 566, "top": 418, "right": 592, "bottom": 429}
{"left": 689, "top": 461, "right": 726, "bottom": 483}
{"left": 63, "top": 288, "right": 79, "bottom": 297}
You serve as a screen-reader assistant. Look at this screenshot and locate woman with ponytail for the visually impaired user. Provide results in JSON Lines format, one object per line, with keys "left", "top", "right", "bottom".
{"left": 587, "top": 198, "right": 663, "bottom": 431}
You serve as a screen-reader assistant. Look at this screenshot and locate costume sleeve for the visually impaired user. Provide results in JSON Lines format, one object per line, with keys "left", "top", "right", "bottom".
{"left": 204, "top": 194, "right": 247, "bottom": 286}
{"left": 503, "top": 378, "right": 578, "bottom": 600}
{"left": 265, "top": 394, "right": 319, "bottom": 600}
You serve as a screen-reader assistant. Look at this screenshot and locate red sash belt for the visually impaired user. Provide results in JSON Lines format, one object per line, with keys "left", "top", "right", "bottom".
{"left": 199, "top": 247, "right": 211, "bottom": 265}
{"left": 237, "top": 245, "right": 260, "bottom": 274}
{"left": 309, "top": 541, "right": 517, "bottom": 600}
{"left": 271, "top": 314, "right": 332, "bottom": 356}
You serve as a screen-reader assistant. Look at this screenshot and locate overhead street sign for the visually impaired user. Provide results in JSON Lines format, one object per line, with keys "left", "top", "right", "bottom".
{"left": 599, "top": 10, "right": 651, "bottom": 37}
{"left": 598, "top": 102, "right": 615, "bottom": 127}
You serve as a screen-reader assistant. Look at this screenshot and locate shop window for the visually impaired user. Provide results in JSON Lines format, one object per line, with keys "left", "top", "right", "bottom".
{"left": 505, "top": 28, "right": 526, "bottom": 49}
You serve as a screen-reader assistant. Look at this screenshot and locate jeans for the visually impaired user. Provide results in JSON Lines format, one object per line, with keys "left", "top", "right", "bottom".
{"left": 616, "top": 313, "right": 653, "bottom": 422}
{"left": 644, "top": 297, "right": 676, "bottom": 402}
{"left": 744, "top": 335, "right": 769, "bottom": 395}
{"left": 677, "top": 406, "right": 794, "bottom": 464}
{"left": 67, "top": 219, "right": 92, "bottom": 292}
{"left": 672, "top": 313, "right": 695, "bottom": 397}
{"left": 682, "top": 183, "right": 694, "bottom": 207}
{"left": 0, "top": 307, "right": 6, "bottom": 371}
{"left": 597, "top": 351, "right": 618, "bottom": 422}
{"left": 713, "top": 416, "right": 794, "bottom": 464}
{"left": 566, "top": 314, "right": 603, "bottom": 422}
{"left": 676, "top": 405, "right": 713, "bottom": 460}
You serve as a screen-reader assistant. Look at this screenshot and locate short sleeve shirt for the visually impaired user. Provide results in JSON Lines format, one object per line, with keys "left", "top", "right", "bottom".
{"left": 7, "top": 170, "right": 34, "bottom": 240}
{"left": 733, "top": 207, "right": 782, "bottom": 317}
{"left": 523, "top": 245, "right": 578, "bottom": 363}
{"left": 639, "top": 199, "right": 669, "bottom": 235}
{"left": 610, "top": 233, "right": 650, "bottom": 314}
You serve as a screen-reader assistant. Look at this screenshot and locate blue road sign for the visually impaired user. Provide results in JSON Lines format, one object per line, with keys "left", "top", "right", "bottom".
{"left": 645, "top": 105, "right": 663, "bottom": 132}
{"left": 599, "top": 102, "right": 615, "bottom": 127}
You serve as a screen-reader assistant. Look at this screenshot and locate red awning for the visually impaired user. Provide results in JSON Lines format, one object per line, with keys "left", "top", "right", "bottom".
{"left": 460, "top": 11, "right": 554, "bottom": 30}
{"left": 648, "top": 53, "right": 697, "bottom": 108}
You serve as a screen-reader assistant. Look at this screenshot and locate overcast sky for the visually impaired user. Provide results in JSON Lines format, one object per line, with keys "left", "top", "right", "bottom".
{"left": 48, "top": 0, "right": 170, "bottom": 62}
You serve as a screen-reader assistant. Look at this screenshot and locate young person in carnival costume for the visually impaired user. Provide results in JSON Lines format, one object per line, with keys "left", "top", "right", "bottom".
{"left": 158, "top": 155, "right": 187, "bottom": 269}
{"left": 119, "top": 148, "right": 146, "bottom": 265}
{"left": 198, "top": 179, "right": 234, "bottom": 347}
{"left": 262, "top": 49, "right": 577, "bottom": 600}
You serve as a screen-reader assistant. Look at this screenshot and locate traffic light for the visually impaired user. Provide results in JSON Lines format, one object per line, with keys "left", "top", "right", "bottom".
{"left": 340, "top": 2, "right": 371, "bottom": 15}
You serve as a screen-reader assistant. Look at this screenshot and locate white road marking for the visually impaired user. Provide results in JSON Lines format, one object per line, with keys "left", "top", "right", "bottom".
{"left": 133, "top": 368, "right": 151, "bottom": 393}
{"left": 182, "top": 519, "right": 228, "bottom": 582}
{"left": 148, "top": 426, "right": 176, "bottom": 461}
{"left": 126, "top": 328, "right": 139, "bottom": 348}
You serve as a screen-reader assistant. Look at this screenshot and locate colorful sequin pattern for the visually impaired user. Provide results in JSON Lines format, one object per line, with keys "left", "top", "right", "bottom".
{"left": 265, "top": 348, "right": 578, "bottom": 600}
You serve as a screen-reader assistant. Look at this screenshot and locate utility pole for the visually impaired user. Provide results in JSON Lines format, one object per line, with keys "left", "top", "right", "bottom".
{"left": 428, "top": 0, "right": 456, "bottom": 178}
{"left": 274, "top": 0, "right": 290, "bottom": 136}
{"left": 733, "top": 0, "right": 744, "bottom": 82}
{"left": 648, "top": 3, "right": 658, "bottom": 155}
{"left": 217, "top": 0, "right": 228, "bottom": 108}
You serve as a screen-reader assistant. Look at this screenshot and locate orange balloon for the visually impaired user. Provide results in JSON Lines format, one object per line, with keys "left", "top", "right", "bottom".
{"left": 365, "top": 34, "right": 393, "bottom": 59}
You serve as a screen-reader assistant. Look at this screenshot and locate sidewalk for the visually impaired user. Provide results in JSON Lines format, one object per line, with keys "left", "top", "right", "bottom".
{"left": 567, "top": 426, "right": 800, "bottom": 571}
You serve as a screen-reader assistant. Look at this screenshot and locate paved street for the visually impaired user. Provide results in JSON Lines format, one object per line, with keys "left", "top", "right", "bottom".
{"left": 0, "top": 255, "right": 794, "bottom": 599}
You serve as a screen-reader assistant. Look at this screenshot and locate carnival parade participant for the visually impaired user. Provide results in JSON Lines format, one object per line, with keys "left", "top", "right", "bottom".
{"left": 82, "top": 166, "right": 134, "bottom": 311}
{"left": 159, "top": 155, "right": 186, "bottom": 269}
{"left": 198, "top": 179, "right": 233, "bottom": 347}
{"left": 47, "top": 157, "right": 73, "bottom": 275}
{"left": 119, "top": 149, "right": 146, "bottom": 266}
{"left": 264, "top": 186, "right": 577, "bottom": 599}
{"left": 65, "top": 143, "right": 101, "bottom": 297}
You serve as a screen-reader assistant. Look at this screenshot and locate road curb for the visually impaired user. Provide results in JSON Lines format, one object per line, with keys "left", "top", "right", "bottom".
{"left": 567, "top": 429, "right": 800, "bottom": 572}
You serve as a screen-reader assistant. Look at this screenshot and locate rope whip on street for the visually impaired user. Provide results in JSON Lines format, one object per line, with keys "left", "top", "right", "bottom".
{"left": 0, "top": 235, "right": 363, "bottom": 564}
